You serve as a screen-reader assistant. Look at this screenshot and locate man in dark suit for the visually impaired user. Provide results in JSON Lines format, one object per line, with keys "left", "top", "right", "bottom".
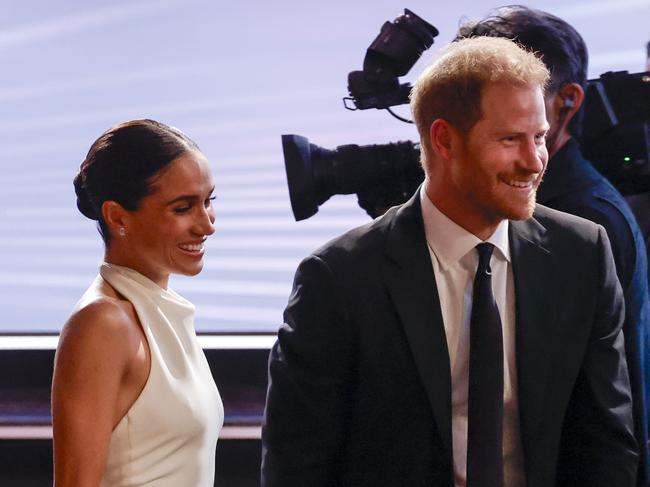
{"left": 455, "top": 8, "right": 650, "bottom": 484}
{"left": 262, "top": 36, "right": 637, "bottom": 486}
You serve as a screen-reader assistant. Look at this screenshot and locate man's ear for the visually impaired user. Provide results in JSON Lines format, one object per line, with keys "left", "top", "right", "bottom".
{"left": 430, "top": 118, "right": 457, "bottom": 161}
{"left": 101, "top": 200, "right": 129, "bottom": 240}
{"left": 557, "top": 82, "right": 585, "bottom": 125}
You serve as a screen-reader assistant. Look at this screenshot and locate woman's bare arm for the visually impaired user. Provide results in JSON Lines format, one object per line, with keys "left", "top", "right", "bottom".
{"left": 52, "top": 299, "right": 145, "bottom": 487}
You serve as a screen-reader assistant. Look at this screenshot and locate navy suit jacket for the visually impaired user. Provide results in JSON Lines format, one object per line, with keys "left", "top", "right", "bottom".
{"left": 262, "top": 190, "right": 638, "bottom": 486}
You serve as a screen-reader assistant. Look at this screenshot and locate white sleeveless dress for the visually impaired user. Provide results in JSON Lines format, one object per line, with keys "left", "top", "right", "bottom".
{"left": 83, "top": 263, "right": 224, "bottom": 487}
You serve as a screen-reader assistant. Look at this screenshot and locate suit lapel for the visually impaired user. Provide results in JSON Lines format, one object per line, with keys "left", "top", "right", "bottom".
{"left": 383, "top": 192, "right": 453, "bottom": 461}
{"left": 382, "top": 194, "right": 558, "bottom": 468}
{"left": 510, "top": 216, "right": 558, "bottom": 468}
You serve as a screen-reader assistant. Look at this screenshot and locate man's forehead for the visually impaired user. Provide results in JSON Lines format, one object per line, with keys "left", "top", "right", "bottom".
{"left": 473, "top": 83, "right": 547, "bottom": 126}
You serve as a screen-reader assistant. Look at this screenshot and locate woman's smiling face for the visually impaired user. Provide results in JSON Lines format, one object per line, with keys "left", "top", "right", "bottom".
{"left": 116, "top": 149, "right": 216, "bottom": 287}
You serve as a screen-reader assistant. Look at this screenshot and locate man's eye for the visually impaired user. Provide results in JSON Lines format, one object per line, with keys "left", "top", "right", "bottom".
{"left": 205, "top": 196, "right": 216, "bottom": 208}
{"left": 173, "top": 206, "right": 191, "bottom": 214}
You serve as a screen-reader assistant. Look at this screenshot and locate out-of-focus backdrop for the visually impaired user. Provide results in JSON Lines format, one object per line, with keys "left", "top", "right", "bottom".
{"left": 1, "top": 0, "right": 648, "bottom": 333}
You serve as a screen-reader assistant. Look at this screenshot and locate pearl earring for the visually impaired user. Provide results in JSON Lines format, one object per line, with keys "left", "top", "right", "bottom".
{"left": 119, "top": 227, "right": 126, "bottom": 237}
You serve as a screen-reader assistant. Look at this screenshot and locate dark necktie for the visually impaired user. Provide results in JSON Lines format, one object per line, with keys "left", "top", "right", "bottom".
{"left": 466, "top": 242, "right": 504, "bottom": 487}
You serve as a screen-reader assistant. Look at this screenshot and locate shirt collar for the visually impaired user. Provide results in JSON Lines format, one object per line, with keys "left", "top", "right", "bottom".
{"left": 420, "top": 185, "right": 510, "bottom": 270}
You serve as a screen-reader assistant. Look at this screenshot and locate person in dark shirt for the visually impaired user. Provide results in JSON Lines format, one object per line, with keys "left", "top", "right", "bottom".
{"left": 625, "top": 39, "right": 650, "bottom": 269}
{"left": 456, "top": 6, "right": 650, "bottom": 485}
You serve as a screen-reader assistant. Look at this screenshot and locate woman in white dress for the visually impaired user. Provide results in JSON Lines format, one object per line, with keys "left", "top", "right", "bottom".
{"left": 52, "top": 119, "right": 224, "bottom": 487}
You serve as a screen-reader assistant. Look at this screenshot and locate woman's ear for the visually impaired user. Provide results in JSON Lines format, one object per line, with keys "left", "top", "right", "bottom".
{"left": 101, "top": 201, "right": 129, "bottom": 240}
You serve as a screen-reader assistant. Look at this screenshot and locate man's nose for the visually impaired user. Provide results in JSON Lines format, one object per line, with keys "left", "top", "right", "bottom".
{"left": 521, "top": 140, "right": 547, "bottom": 174}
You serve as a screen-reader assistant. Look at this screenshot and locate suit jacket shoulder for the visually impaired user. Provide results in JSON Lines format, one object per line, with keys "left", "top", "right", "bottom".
{"left": 308, "top": 204, "right": 400, "bottom": 271}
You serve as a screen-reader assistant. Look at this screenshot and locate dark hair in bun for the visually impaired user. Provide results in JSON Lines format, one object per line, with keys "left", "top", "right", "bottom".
{"left": 74, "top": 119, "right": 200, "bottom": 244}
{"left": 73, "top": 172, "right": 99, "bottom": 220}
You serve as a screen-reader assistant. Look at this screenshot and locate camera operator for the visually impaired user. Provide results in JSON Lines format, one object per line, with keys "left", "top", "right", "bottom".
{"left": 626, "top": 40, "right": 650, "bottom": 262}
{"left": 456, "top": 6, "right": 650, "bottom": 485}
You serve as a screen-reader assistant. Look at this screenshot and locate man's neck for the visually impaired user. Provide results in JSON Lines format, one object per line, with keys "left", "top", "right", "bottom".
{"left": 547, "top": 132, "right": 572, "bottom": 159}
{"left": 424, "top": 178, "right": 500, "bottom": 241}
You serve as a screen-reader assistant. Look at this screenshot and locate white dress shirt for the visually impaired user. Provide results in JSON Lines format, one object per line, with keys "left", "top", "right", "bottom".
{"left": 420, "top": 188, "right": 525, "bottom": 487}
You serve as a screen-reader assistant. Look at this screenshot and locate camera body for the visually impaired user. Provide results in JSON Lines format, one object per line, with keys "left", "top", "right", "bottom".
{"left": 345, "top": 9, "right": 438, "bottom": 111}
{"left": 583, "top": 70, "right": 650, "bottom": 195}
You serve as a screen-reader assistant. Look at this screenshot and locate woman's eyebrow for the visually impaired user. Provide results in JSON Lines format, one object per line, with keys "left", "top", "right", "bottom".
{"left": 165, "top": 194, "right": 196, "bottom": 205}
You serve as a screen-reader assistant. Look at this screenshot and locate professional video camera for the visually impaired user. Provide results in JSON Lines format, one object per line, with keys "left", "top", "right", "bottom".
{"left": 582, "top": 71, "right": 650, "bottom": 195}
{"left": 282, "top": 9, "right": 650, "bottom": 221}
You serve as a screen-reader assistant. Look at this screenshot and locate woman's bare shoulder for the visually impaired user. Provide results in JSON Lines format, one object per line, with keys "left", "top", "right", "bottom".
{"left": 57, "top": 288, "right": 142, "bottom": 366}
